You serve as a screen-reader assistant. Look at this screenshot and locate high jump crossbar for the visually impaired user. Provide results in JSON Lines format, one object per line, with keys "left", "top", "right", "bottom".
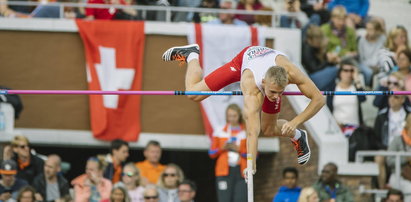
{"left": 1, "top": 90, "right": 411, "bottom": 96}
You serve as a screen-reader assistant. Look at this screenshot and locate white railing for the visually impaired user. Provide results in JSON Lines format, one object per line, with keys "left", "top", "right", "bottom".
{"left": 0, "top": 1, "right": 298, "bottom": 26}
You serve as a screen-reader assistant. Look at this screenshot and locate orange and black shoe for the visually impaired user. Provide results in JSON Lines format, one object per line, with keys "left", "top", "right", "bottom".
{"left": 291, "top": 129, "right": 311, "bottom": 165}
{"left": 162, "top": 44, "right": 200, "bottom": 65}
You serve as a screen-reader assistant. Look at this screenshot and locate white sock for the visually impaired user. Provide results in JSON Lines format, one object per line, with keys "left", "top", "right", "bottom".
{"left": 187, "top": 53, "right": 199, "bottom": 63}
{"left": 292, "top": 129, "right": 301, "bottom": 141}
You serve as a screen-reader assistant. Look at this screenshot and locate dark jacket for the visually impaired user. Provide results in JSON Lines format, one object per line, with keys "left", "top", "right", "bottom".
{"left": 373, "top": 106, "right": 411, "bottom": 150}
{"left": 32, "top": 173, "right": 70, "bottom": 201}
{"left": 14, "top": 154, "right": 44, "bottom": 185}
{"left": 326, "top": 84, "right": 366, "bottom": 125}
{"left": 302, "top": 42, "right": 333, "bottom": 74}
{"left": 313, "top": 179, "right": 354, "bottom": 202}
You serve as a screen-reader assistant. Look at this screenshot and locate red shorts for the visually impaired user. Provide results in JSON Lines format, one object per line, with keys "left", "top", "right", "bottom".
{"left": 204, "top": 46, "right": 250, "bottom": 91}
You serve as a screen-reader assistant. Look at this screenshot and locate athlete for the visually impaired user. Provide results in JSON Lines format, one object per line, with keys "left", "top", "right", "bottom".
{"left": 162, "top": 44, "right": 325, "bottom": 176}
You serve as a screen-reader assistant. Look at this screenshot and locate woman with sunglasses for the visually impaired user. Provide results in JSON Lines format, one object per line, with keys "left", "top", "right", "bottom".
{"left": 115, "top": 163, "right": 144, "bottom": 202}
{"left": 374, "top": 71, "right": 410, "bottom": 110}
{"left": 157, "top": 164, "right": 184, "bottom": 202}
{"left": 326, "top": 58, "right": 366, "bottom": 136}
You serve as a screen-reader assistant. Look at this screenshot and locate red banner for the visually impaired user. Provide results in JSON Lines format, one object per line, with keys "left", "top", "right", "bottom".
{"left": 76, "top": 20, "right": 145, "bottom": 141}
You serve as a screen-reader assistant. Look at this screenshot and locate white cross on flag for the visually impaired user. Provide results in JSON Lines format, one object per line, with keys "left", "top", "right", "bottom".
{"left": 77, "top": 20, "right": 145, "bottom": 141}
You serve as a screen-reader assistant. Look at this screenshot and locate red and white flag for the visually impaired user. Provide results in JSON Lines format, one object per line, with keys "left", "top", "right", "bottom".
{"left": 76, "top": 20, "right": 145, "bottom": 141}
{"left": 188, "top": 24, "right": 265, "bottom": 137}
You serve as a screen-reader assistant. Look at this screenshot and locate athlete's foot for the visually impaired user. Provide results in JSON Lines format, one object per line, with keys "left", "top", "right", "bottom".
{"left": 291, "top": 129, "right": 311, "bottom": 165}
{"left": 162, "top": 44, "right": 200, "bottom": 65}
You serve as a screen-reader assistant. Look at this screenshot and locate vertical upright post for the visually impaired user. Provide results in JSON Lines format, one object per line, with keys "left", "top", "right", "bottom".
{"left": 247, "top": 154, "right": 254, "bottom": 202}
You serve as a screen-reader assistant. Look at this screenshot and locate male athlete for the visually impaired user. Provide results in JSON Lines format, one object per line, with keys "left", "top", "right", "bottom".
{"left": 162, "top": 44, "right": 325, "bottom": 175}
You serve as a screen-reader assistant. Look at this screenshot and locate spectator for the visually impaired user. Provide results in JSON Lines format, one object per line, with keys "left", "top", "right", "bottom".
{"left": 103, "top": 139, "right": 130, "bottom": 184}
{"left": 358, "top": 18, "right": 387, "bottom": 87}
{"left": 85, "top": 0, "right": 138, "bottom": 20}
{"left": 385, "top": 188, "right": 404, "bottom": 202}
{"left": 158, "top": 163, "right": 184, "bottom": 202}
{"left": 253, "top": 7, "right": 273, "bottom": 27}
{"left": 2, "top": 144, "right": 14, "bottom": 161}
{"left": 326, "top": 59, "right": 366, "bottom": 136}
{"left": 235, "top": 0, "right": 263, "bottom": 25}
{"left": 178, "top": 180, "right": 196, "bottom": 202}
{"left": 273, "top": 167, "right": 302, "bottom": 202}
{"left": 279, "top": 0, "right": 309, "bottom": 29}
{"left": 209, "top": 104, "right": 247, "bottom": 202}
{"left": 387, "top": 114, "right": 411, "bottom": 202}
{"left": 143, "top": 185, "right": 159, "bottom": 202}
{"left": 321, "top": 6, "right": 357, "bottom": 61}
{"left": 298, "top": 187, "right": 319, "bottom": 202}
{"left": 11, "top": 136, "right": 44, "bottom": 185}
{"left": 32, "top": 154, "right": 70, "bottom": 202}
{"left": 207, "top": 0, "right": 248, "bottom": 25}
{"left": 115, "top": 163, "right": 144, "bottom": 202}
{"left": 135, "top": 140, "right": 165, "bottom": 186}
{"left": 302, "top": 24, "right": 338, "bottom": 90}
{"left": 0, "top": 160, "right": 28, "bottom": 202}
{"left": 313, "top": 162, "right": 353, "bottom": 202}
{"left": 386, "top": 26, "right": 410, "bottom": 57}
{"left": 138, "top": 0, "right": 170, "bottom": 21}
{"left": 300, "top": 0, "right": 330, "bottom": 25}
{"left": 173, "top": 0, "right": 202, "bottom": 22}
{"left": 16, "top": 186, "right": 36, "bottom": 202}
{"left": 327, "top": 0, "right": 369, "bottom": 28}
{"left": 71, "top": 157, "right": 112, "bottom": 202}
{"left": 373, "top": 72, "right": 408, "bottom": 110}
{"left": 397, "top": 50, "right": 411, "bottom": 102}
{"left": 109, "top": 186, "right": 130, "bottom": 202}
{"left": 192, "top": 0, "right": 219, "bottom": 23}
{"left": 0, "top": 0, "right": 32, "bottom": 17}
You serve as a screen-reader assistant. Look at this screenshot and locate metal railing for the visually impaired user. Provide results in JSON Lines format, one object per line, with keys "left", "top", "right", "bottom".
{"left": 0, "top": 1, "right": 295, "bottom": 27}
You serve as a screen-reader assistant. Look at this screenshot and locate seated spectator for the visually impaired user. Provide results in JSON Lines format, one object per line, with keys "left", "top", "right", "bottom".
{"left": 279, "top": 0, "right": 309, "bottom": 29}
{"left": 326, "top": 59, "right": 366, "bottom": 136}
{"left": 209, "top": 104, "right": 247, "bottom": 202}
{"left": 178, "top": 180, "right": 196, "bottom": 202}
{"left": 103, "top": 139, "right": 130, "bottom": 184}
{"left": 135, "top": 140, "right": 165, "bottom": 186}
{"left": 302, "top": 24, "right": 338, "bottom": 90}
{"left": 387, "top": 114, "right": 411, "bottom": 202}
{"left": 143, "top": 185, "right": 159, "bottom": 202}
{"left": 396, "top": 50, "right": 411, "bottom": 102}
{"left": 0, "top": 0, "right": 33, "bottom": 17}
{"left": 0, "top": 160, "right": 28, "bottom": 202}
{"left": 373, "top": 72, "right": 409, "bottom": 110}
{"left": 385, "top": 188, "right": 404, "bottom": 202}
{"left": 192, "top": 0, "right": 219, "bottom": 23}
{"left": 115, "top": 163, "right": 144, "bottom": 202}
{"left": 138, "top": 0, "right": 170, "bottom": 21}
{"left": 11, "top": 136, "right": 44, "bottom": 185}
{"left": 207, "top": 0, "right": 248, "bottom": 26}
{"left": 300, "top": 0, "right": 329, "bottom": 25}
{"left": 85, "top": 0, "right": 138, "bottom": 20}
{"left": 235, "top": 0, "right": 263, "bottom": 25}
{"left": 253, "top": 7, "right": 273, "bottom": 27}
{"left": 327, "top": 0, "right": 369, "bottom": 28}
{"left": 173, "top": 0, "right": 202, "bottom": 22}
{"left": 358, "top": 18, "right": 387, "bottom": 87}
{"left": 158, "top": 164, "right": 184, "bottom": 202}
{"left": 109, "top": 186, "right": 130, "bottom": 202}
{"left": 273, "top": 167, "right": 301, "bottom": 202}
{"left": 321, "top": 6, "right": 357, "bottom": 62}
{"left": 386, "top": 26, "right": 410, "bottom": 57}
{"left": 298, "top": 187, "right": 319, "bottom": 202}
{"left": 32, "top": 154, "right": 70, "bottom": 201}
{"left": 313, "top": 162, "right": 353, "bottom": 201}
{"left": 71, "top": 157, "right": 112, "bottom": 202}
{"left": 16, "top": 186, "right": 36, "bottom": 202}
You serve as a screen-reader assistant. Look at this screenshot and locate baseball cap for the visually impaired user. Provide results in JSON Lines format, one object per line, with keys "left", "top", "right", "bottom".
{"left": 0, "top": 160, "right": 17, "bottom": 175}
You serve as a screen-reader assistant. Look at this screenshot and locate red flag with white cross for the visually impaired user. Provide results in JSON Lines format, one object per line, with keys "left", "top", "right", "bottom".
{"left": 76, "top": 19, "right": 145, "bottom": 141}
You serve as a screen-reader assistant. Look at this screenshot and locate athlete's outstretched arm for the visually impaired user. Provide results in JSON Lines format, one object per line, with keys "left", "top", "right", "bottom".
{"left": 277, "top": 56, "right": 325, "bottom": 135}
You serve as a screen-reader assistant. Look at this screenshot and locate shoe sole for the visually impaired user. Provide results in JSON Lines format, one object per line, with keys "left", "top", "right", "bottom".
{"left": 298, "top": 130, "right": 311, "bottom": 165}
{"left": 162, "top": 44, "right": 200, "bottom": 61}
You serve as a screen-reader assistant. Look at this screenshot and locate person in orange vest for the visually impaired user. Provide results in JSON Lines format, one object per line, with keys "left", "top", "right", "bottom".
{"left": 209, "top": 104, "right": 247, "bottom": 202}
{"left": 135, "top": 141, "right": 165, "bottom": 186}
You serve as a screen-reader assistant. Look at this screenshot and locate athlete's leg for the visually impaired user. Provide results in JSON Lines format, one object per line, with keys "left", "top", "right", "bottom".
{"left": 184, "top": 59, "right": 211, "bottom": 101}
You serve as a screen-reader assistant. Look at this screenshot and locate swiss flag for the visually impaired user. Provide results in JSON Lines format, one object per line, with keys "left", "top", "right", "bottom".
{"left": 76, "top": 20, "right": 145, "bottom": 141}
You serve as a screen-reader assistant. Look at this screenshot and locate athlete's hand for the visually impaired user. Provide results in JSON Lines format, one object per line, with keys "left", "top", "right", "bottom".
{"left": 281, "top": 121, "right": 297, "bottom": 137}
{"left": 243, "top": 167, "right": 256, "bottom": 183}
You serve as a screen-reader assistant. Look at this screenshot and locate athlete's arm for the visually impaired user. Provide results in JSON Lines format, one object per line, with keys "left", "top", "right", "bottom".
{"left": 241, "top": 71, "right": 264, "bottom": 172}
{"left": 277, "top": 56, "right": 325, "bottom": 133}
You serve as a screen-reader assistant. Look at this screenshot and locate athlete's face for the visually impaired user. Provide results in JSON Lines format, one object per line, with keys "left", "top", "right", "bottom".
{"left": 262, "top": 80, "right": 284, "bottom": 102}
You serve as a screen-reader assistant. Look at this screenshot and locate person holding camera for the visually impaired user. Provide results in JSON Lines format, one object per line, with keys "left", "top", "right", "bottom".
{"left": 209, "top": 104, "right": 247, "bottom": 202}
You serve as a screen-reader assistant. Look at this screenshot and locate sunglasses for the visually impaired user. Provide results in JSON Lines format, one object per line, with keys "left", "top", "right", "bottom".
{"left": 389, "top": 95, "right": 403, "bottom": 99}
{"left": 17, "top": 145, "right": 29, "bottom": 149}
{"left": 163, "top": 173, "right": 177, "bottom": 177}
{"left": 122, "top": 172, "right": 135, "bottom": 177}
{"left": 342, "top": 69, "right": 354, "bottom": 73}
{"left": 387, "top": 81, "right": 399, "bottom": 86}
{"left": 144, "top": 196, "right": 158, "bottom": 199}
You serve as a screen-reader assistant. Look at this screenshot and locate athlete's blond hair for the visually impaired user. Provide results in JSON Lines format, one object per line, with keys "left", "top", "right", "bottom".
{"left": 264, "top": 66, "right": 288, "bottom": 88}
